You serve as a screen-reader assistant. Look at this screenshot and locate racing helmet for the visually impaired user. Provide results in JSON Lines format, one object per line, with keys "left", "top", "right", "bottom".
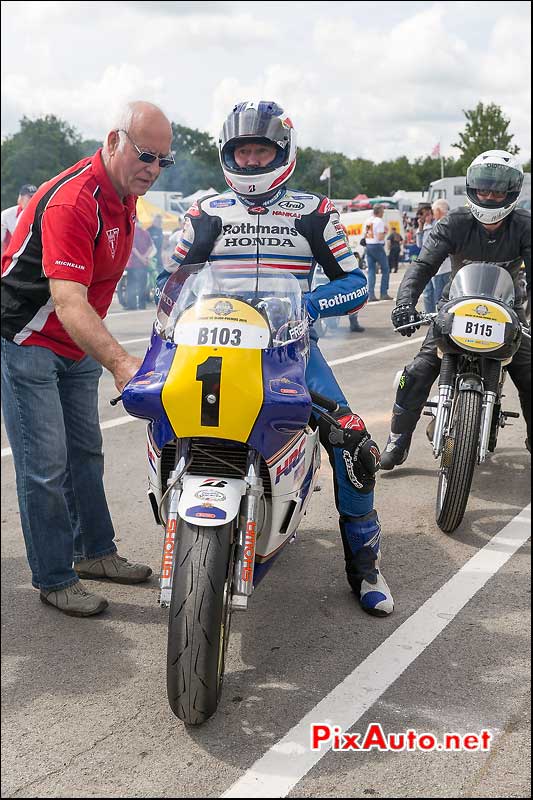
{"left": 466, "top": 150, "right": 524, "bottom": 225}
{"left": 219, "top": 101, "right": 297, "bottom": 197}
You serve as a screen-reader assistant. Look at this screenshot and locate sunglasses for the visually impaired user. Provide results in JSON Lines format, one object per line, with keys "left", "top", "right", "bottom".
{"left": 119, "top": 129, "right": 175, "bottom": 169}
{"left": 476, "top": 189, "right": 507, "bottom": 200}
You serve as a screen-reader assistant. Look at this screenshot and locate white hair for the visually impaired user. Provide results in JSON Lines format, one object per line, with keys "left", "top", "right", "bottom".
{"left": 432, "top": 198, "right": 449, "bottom": 214}
{"left": 104, "top": 101, "right": 169, "bottom": 150}
{"left": 104, "top": 103, "right": 136, "bottom": 150}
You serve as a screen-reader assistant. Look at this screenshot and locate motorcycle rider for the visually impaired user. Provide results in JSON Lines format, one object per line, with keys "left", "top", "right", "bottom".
{"left": 381, "top": 150, "right": 531, "bottom": 469}
{"left": 156, "top": 100, "right": 393, "bottom": 616}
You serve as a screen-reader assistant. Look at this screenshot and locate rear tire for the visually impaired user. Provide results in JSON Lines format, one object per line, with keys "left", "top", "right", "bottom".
{"left": 167, "top": 521, "right": 234, "bottom": 725}
{"left": 436, "top": 389, "right": 482, "bottom": 533}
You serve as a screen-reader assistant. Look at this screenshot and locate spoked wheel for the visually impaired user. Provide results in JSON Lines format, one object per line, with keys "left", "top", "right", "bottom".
{"left": 436, "top": 389, "right": 482, "bottom": 533}
{"left": 167, "top": 520, "right": 235, "bottom": 725}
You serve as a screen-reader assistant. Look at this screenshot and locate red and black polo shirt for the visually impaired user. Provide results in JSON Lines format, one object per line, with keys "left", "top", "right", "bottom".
{"left": 1, "top": 149, "right": 137, "bottom": 359}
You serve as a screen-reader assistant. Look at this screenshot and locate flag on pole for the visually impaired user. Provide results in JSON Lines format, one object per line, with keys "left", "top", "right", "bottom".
{"left": 319, "top": 166, "right": 331, "bottom": 181}
{"left": 431, "top": 143, "right": 441, "bottom": 158}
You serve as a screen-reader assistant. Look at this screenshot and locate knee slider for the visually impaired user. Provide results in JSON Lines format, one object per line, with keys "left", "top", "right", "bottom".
{"left": 336, "top": 413, "right": 380, "bottom": 493}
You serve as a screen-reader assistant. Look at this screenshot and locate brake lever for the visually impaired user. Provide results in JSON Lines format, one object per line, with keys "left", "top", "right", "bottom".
{"left": 394, "top": 313, "right": 435, "bottom": 333}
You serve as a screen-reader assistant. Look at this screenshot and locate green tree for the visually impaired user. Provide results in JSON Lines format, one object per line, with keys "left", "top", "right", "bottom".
{"left": 79, "top": 138, "right": 103, "bottom": 158}
{"left": 151, "top": 122, "right": 224, "bottom": 194}
{"left": 451, "top": 102, "right": 520, "bottom": 174}
{"left": 1, "top": 116, "right": 84, "bottom": 208}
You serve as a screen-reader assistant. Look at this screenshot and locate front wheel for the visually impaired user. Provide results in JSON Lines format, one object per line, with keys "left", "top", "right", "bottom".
{"left": 167, "top": 520, "right": 235, "bottom": 725}
{"left": 436, "top": 389, "right": 482, "bottom": 533}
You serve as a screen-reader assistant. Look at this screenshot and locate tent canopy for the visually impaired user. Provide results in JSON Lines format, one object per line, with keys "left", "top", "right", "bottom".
{"left": 136, "top": 196, "right": 182, "bottom": 233}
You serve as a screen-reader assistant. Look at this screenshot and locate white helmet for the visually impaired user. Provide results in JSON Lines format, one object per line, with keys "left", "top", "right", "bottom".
{"left": 219, "top": 101, "right": 297, "bottom": 198}
{"left": 466, "top": 150, "right": 524, "bottom": 225}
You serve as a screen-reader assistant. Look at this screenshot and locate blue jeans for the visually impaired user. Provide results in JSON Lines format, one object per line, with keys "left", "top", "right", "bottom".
{"left": 1, "top": 339, "right": 117, "bottom": 591}
{"left": 365, "top": 244, "right": 390, "bottom": 298}
{"left": 306, "top": 337, "right": 373, "bottom": 518}
{"left": 422, "top": 273, "right": 450, "bottom": 313}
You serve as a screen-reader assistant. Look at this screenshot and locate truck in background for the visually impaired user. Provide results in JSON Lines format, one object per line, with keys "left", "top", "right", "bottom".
{"left": 427, "top": 172, "right": 531, "bottom": 212}
{"left": 340, "top": 208, "right": 405, "bottom": 262}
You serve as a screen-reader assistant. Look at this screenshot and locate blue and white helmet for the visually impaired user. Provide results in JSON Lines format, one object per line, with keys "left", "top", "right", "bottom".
{"left": 466, "top": 150, "right": 524, "bottom": 225}
{"left": 219, "top": 101, "right": 297, "bottom": 197}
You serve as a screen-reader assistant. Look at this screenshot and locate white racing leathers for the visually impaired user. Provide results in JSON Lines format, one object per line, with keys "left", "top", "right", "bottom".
{"left": 157, "top": 187, "right": 367, "bottom": 318}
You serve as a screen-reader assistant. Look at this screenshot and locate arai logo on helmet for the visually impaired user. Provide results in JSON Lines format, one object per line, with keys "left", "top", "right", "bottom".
{"left": 279, "top": 200, "right": 305, "bottom": 211}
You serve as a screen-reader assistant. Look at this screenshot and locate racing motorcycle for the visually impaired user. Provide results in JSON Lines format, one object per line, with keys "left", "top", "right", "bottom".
{"left": 397, "top": 262, "right": 527, "bottom": 533}
{"left": 120, "top": 261, "right": 351, "bottom": 725}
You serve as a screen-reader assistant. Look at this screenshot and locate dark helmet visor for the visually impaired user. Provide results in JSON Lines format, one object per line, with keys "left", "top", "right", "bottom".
{"left": 467, "top": 163, "right": 523, "bottom": 193}
{"left": 221, "top": 103, "right": 291, "bottom": 149}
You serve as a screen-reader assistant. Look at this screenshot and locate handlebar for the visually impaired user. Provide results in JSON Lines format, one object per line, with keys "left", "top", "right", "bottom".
{"left": 309, "top": 390, "right": 339, "bottom": 414}
{"left": 110, "top": 395, "right": 123, "bottom": 406}
{"left": 394, "top": 312, "right": 436, "bottom": 333}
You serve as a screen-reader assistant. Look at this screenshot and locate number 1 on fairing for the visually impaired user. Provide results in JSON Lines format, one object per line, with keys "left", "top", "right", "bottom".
{"left": 196, "top": 356, "right": 222, "bottom": 427}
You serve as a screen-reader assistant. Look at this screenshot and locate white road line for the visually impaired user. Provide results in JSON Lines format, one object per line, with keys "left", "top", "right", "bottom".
{"left": 221, "top": 504, "right": 532, "bottom": 799}
{"left": 1, "top": 415, "right": 142, "bottom": 459}
{"left": 112, "top": 335, "right": 425, "bottom": 356}
{"left": 1, "top": 336, "right": 423, "bottom": 460}
{"left": 107, "top": 308, "right": 154, "bottom": 318}
{"left": 117, "top": 337, "right": 151, "bottom": 346}
{"left": 328, "top": 335, "right": 425, "bottom": 366}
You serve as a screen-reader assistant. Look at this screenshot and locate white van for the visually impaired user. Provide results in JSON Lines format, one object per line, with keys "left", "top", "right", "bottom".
{"left": 340, "top": 208, "right": 405, "bottom": 261}
{"left": 427, "top": 172, "right": 531, "bottom": 212}
{"left": 427, "top": 177, "right": 467, "bottom": 211}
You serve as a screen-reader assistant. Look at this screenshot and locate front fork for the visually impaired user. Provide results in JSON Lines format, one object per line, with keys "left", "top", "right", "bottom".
{"left": 159, "top": 440, "right": 189, "bottom": 608}
{"left": 432, "top": 353, "right": 456, "bottom": 458}
{"left": 432, "top": 356, "right": 502, "bottom": 464}
{"left": 231, "top": 450, "right": 264, "bottom": 611}
{"left": 157, "top": 444, "right": 264, "bottom": 611}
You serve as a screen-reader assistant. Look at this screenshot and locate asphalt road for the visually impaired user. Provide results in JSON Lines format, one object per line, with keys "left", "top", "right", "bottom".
{"left": 1, "top": 273, "right": 531, "bottom": 798}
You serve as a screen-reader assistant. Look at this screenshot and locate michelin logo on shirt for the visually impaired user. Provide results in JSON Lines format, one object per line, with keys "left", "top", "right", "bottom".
{"left": 318, "top": 286, "right": 367, "bottom": 310}
{"left": 54, "top": 260, "right": 86, "bottom": 271}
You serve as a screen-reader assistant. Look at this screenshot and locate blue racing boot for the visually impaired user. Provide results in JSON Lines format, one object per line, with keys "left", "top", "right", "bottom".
{"left": 340, "top": 511, "right": 394, "bottom": 617}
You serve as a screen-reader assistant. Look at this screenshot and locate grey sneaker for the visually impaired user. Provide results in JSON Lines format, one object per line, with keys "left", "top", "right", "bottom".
{"left": 74, "top": 553, "right": 152, "bottom": 584}
{"left": 40, "top": 581, "right": 108, "bottom": 617}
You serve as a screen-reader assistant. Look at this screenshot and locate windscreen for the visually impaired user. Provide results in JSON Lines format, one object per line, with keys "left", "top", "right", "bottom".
{"left": 156, "top": 262, "right": 306, "bottom": 347}
{"left": 448, "top": 262, "right": 515, "bottom": 306}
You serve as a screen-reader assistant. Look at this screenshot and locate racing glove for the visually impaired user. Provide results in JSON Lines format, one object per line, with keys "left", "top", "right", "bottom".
{"left": 304, "top": 294, "right": 320, "bottom": 327}
{"left": 391, "top": 303, "right": 423, "bottom": 337}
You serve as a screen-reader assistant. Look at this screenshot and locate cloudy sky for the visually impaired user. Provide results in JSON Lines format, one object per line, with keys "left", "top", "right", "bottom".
{"left": 1, "top": 0, "right": 531, "bottom": 164}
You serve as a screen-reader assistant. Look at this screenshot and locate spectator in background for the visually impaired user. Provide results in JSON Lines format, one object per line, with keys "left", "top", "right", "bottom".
{"left": 1, "top": 184, "right": 37, "bottom": 255}
{"left": 427, "top": 199, "right": 451, "bottom": 307}
{"left": 363, "top": 204, "right": 392, "bottom": 301}
{"left": 386, "top": 229, "right": 403, "bottom": 273}
{"left": 125, "top": 220, "right": 156, "bottom": 310}
{"left": 147, "top": 213, "right": 164, "bottom": 269}
{"left": 416, "top": 206, "right": 436, "bottom": 312}
{"left": 418, "top": 201, "right": 452, "bottom": 312}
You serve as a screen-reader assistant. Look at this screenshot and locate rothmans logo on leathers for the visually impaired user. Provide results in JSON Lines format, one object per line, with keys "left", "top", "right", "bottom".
{"left": 222, "top": 221, "right": 298, "bottom": 248}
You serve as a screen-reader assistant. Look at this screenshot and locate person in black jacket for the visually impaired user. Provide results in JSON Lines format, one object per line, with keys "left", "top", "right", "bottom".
{"left": 380, "top": 150, "right": 531, "bottom": 469}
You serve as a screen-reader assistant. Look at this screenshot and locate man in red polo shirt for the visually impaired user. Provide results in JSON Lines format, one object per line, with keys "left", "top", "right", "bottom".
{"left": 1, "top": 100, "right": 174, "bottom": 617}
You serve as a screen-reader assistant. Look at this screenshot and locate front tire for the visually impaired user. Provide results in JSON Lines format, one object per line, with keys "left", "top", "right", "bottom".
{"left": 167, "top": 521, "right": 234, "bottom": 725}
{"left": 436, "top": 389, "right": 482, "bottom": 533}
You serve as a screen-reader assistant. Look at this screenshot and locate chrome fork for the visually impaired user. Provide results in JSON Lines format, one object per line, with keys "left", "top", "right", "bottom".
{"left": 231, "top": 451, "right": 264, "bottom": 611}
